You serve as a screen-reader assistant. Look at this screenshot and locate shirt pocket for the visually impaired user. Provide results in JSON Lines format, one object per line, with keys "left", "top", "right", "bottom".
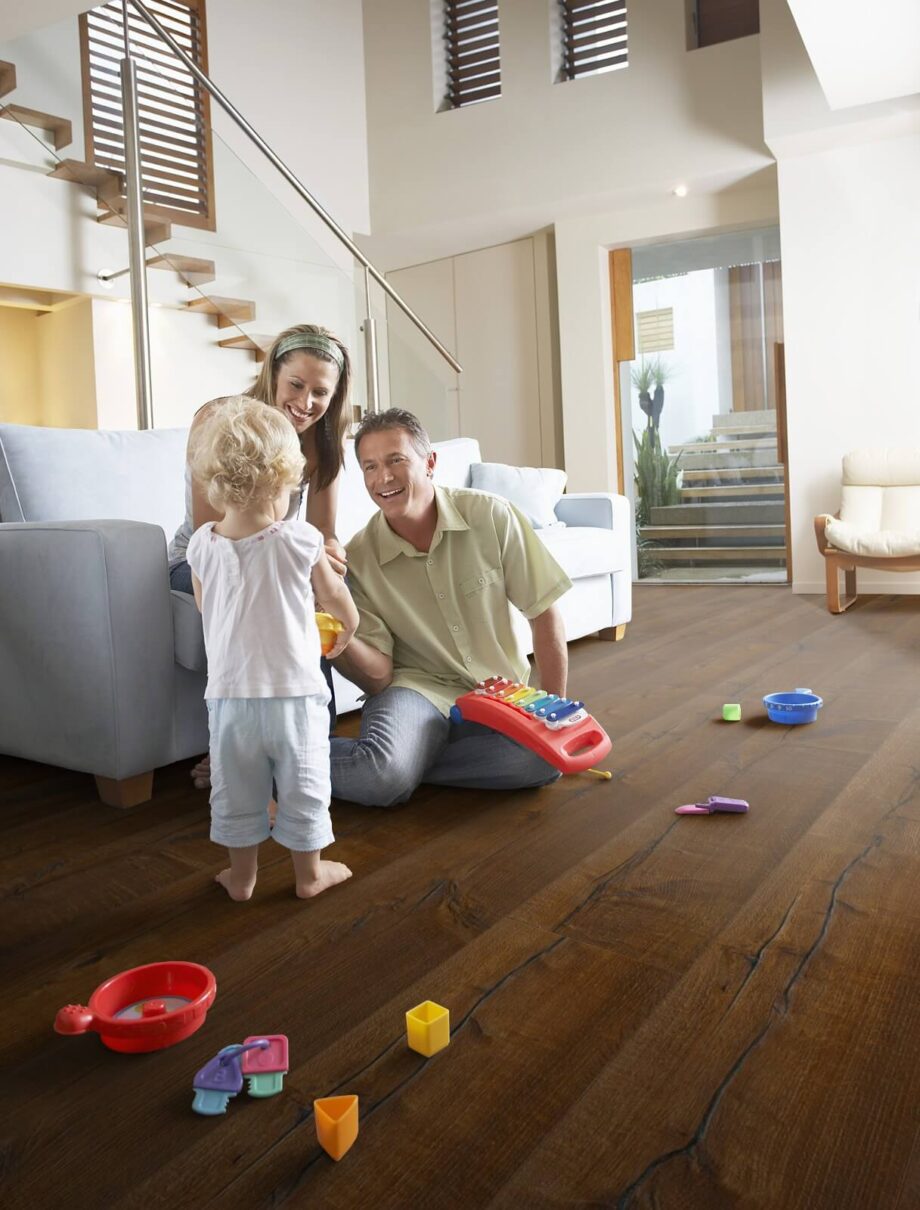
{"left": 459, "top": 566, "right": 504, "bottom": 618}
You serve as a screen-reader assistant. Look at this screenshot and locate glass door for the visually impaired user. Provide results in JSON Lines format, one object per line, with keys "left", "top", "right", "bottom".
{"left": 619, "top": 227, "right": 788, "bottom": 584}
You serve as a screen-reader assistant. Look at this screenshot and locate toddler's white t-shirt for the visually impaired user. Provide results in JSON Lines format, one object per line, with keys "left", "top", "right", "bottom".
{"left": 186, "top": 519, "right": 327, "bottom": 700}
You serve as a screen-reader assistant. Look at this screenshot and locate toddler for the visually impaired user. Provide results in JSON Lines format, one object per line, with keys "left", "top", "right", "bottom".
{"left": 187, "top": 395, "right": 359, "bottom": 901}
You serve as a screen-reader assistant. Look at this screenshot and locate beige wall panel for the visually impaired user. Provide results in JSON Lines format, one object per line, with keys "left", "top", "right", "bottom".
{"left": 453, "top": 240, "right": 543, "bottom": 468}
{"left": 386, "top": 258, "right": 460, "bottom": 443}
{"left": 0, "top": 308, "right": 42, "bottom": 425}
{"left": 36, "top": 300, "right": 97, "bottom": 428}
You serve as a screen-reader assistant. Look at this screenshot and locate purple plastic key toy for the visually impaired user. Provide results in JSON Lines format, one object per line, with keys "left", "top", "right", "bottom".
{"left": 674, "top": 795, "right": 749, "bottom": 816}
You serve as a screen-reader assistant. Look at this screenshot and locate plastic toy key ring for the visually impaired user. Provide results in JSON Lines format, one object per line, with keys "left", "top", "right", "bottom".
{"left": 54, "top": 961, "right": 217, "bottom": 1053}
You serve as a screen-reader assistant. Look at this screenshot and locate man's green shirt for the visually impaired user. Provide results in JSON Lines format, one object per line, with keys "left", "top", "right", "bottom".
{"left": 344, "top": 486, "right": 573, "bottom": 717}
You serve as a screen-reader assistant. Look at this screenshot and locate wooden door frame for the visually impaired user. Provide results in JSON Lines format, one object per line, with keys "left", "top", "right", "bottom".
{"left": 774, "top": 340, "right": 793, "bottom": 584}
{"left": 608, "top": 248, "right": 634, "bottom": 494}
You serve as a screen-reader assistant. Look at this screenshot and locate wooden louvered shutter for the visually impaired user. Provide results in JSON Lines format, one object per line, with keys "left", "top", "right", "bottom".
{"left": 560, "top": 0, "right": 629, "bottom": 82}
{"left": 444, "top": 1, "right": 501, "bottom": 109}
{"left": 79, "top": 0, "right": 215, "bottom": 230}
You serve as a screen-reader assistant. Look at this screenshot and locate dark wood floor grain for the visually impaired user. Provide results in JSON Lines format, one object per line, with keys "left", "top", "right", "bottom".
{"left": 2, "top": 586, "right": 919, "bottom": 1210}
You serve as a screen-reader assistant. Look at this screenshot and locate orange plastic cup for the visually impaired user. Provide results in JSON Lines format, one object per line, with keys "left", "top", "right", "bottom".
{"left": 315, "top": 612, "right": 344, "bottom": 656}
{"left": 314, "top": 1095, "right": 359, "bottom": 1160}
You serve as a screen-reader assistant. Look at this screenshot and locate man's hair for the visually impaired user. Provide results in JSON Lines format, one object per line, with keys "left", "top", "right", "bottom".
{"left": 353, "top": 408, "right": 432, "bottom": 460}
{"left": 190, "top": 395, "right": 305, "bottom": 511}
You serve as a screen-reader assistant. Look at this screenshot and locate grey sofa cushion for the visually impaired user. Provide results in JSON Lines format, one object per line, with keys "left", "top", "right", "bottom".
{"left": 171, "top": 589, "right": 207, "bottom": 672}
{"left": 0, "top": 423, "right": 188, "bottom": 537}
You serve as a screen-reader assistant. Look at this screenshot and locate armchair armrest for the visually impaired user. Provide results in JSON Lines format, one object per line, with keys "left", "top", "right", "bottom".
{"left": 814, "top": 513, "right": 834, "bottom": 554}
{"left": 554, "top": 492, "right": 632, "bottom": 532}
{"left": 0, "top": 520, "right": 175, "bottom": 780}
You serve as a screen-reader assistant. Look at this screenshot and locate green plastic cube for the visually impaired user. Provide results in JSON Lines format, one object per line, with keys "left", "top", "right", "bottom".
{"left": 722, "top": 703, "right": 742, "bottom": 722}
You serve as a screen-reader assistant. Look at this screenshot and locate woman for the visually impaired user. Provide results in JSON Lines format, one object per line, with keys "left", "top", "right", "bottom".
{"left": 167, "top": 323, "right": 352, "bottom": 785}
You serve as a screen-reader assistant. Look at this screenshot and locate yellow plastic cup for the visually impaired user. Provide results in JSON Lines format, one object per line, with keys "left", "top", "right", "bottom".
{"left": 405, "top": 1000, "right": 450, "bottom": 1058}
{"left": 315, "top": 612, "right": 344, "bottom": 656}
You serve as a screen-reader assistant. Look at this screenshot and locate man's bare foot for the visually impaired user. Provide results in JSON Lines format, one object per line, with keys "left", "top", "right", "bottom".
{"left": 296, "top": 861, "right": 352, "bottom": 900}
{"left": 216, "top": 869, "right": 256, "bottom": 901}
{"left": 191, "top": 755, "right": 211, "bottom": 790}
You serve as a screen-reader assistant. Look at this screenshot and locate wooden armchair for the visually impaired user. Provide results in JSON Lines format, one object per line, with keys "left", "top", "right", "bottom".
{"left": 814, "top": 449, "right": 920, "bottom": 613}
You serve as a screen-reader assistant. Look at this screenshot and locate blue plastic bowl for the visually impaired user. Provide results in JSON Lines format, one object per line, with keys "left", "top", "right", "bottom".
{"left": 762, "top": 688, "right": 823, "bottom": 725}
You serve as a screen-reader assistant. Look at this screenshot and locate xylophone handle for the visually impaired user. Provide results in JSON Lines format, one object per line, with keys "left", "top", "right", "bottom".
{"left": 557, "top": 725, "right": 611, "bottom": 773}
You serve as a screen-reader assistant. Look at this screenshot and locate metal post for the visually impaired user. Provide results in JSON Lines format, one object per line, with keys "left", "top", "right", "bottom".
{"left": 121, "top": 2, "right": 154, "bottom": 429}
{"left": 362, "top": 267, "right": 380, "bottom": 416}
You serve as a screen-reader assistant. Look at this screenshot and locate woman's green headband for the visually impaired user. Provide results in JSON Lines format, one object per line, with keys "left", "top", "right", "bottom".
{"left": 273, "top": 331, "right": 345, "bottom": 374}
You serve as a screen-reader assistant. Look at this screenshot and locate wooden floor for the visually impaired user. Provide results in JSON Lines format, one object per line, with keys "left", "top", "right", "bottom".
{"left": 2, "top": 586, "right": 919, "bottom": 1209}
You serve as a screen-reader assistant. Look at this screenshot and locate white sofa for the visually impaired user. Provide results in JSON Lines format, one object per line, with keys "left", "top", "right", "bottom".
{"left": 0, "top": 423, "right": 631, "bottom": 804}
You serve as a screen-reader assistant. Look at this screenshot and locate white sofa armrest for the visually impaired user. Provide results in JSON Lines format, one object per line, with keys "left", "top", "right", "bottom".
{"left": 554, "top": 492, "right": 632, "bottom": 532}
{"left": 0, "top": 519, "right": 175, "bottom": 779}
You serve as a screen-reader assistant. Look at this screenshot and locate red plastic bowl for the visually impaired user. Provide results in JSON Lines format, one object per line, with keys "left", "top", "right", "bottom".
{"left": 54, "top": 961, "right": 217, "bottom": 1053}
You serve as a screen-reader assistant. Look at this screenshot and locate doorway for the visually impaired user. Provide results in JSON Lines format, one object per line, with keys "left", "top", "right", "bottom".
{"left": 611, "top": 227, "right": 790, "bottom": 585}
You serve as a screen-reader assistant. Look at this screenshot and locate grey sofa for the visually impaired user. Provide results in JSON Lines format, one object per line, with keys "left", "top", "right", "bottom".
{"left": 0, "top": 423, "right": 632, "bottom": 806}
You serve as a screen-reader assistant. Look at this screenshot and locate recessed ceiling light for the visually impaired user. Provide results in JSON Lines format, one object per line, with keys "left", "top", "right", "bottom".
{"left": 673, "top": 184, "right": 688, "bottom": 198}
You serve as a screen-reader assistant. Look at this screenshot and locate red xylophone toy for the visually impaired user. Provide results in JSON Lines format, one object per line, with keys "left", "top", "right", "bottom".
{"left": 451, "top": 676, "right": 612, "bottom": 775}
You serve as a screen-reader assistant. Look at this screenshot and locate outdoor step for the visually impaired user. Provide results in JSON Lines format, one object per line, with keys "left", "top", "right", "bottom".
{"left": 147, "top": 254, "right": 216, "bottom": 287}
{"left": 680, "top": 483, "right": 785, "bottom": 500}
{"left": 705, "top": 424, "right": 777, "bottom": 439}
{"left": 712, "top": 408, "right": 776, "bottom": 430}
{"left": 681, "top": 465, "right": 784, "bottom": 483}
{"left": 669, "top": 438, "right": 777, "bottom": 454}
{"left": 647, "top": 546, "right": 787, "bottom": 563}
{"left": 49, "top": 158, "right": 122, "bottom": 191}
{"left": 0, "top": 102, "right": 72, "bottom": 149}
{"left": 0, "top": 61, "right": 16, "bottom": 98}
{"left": 676, "top": 449, "right": 779, "bottom": 472}
{"left": 650, "top": 501, "right": 786, "bottom": 526}
{"left": 186, "top": 296, "right": 256, "bottom": 327}
{"left": 641, "top": 524, "right": 786, "bottom": 542}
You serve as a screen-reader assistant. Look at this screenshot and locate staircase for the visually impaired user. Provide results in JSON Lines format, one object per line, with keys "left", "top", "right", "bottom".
{"left": 0, "top": 59, "right": 270, "bottom": 361}
{"left": 640, "top": 410, "right": 787, "bottom": 580}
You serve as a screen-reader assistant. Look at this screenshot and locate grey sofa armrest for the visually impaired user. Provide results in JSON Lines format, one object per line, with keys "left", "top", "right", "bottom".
{"left": 0, "top": 520, "right": 174, "bottom": 780}
{"left": 554, "top": 491, "right": 632, "bottom": 531}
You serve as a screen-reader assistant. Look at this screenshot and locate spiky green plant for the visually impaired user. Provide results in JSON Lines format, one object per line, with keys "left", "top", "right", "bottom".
{"left": 633, "top": 427, "right": 681, "bottom": 527}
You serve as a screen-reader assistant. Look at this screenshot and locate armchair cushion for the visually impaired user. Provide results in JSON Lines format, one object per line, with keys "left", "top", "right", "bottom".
{"left": 825, "top": 519, "right": 920, "bottom": 558}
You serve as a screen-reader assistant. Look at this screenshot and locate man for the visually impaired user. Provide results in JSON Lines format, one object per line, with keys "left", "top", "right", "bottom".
{"left": 331, "top": 408, "right": 573, "bottom": 807}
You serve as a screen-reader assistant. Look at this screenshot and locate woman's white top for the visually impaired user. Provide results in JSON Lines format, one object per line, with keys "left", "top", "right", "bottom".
{"left": 186, "top": 519, "right": 326, "bottom": 700}
{"left": 167, "top": 462, "right": 304, "bottom": 569}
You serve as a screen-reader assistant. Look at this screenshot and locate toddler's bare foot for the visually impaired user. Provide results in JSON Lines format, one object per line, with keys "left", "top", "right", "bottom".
{"left": 296, "top": 861, "right": 352, "bottom": 900}
{"left": 268, "top": 798, "right": 277, "bottom": 829}
{"left": 216, "top": 868, "right": 256, "bottom": 901}
{"left": 191, "top": 755, "right": 211, "bottom": 790}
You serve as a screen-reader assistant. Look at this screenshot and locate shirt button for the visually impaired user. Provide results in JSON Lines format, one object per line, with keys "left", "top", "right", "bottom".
{"left": 438, "top": 592, "right": 445, "bottom": 599}
{"left": 426, "top": 558, "right": 433, "bottom": 566}
{"left": 466, "top": 656, "right": 472, "bottom": 663}
{"left": 452, "top": 625, "right": 460, "bottom": 632}
{"left": 478, "top": 577, "right": 484, "bottom": 584}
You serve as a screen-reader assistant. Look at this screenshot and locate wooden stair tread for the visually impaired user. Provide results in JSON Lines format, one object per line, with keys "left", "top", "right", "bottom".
{"left": 98, "top": 209, "right": 172, "bottom": 247}
{"left": 641, "top": 525, "right": 786, "bottom": 540}
{"left": 218, "top": 333, "right": 273, "bottom": 350}
{"left": 0, "top": 61, "right": 16, "bottom": 99}
{"left": 681, "top": 465, "right": 784, "bottom": 482}
{"left": 147, "top": 254, "right": 215, "bottom": 286}
{"left": 680, "top": 484, "right": 785, "bottom": 498}
{"left": 0, "top": 103, "right": 72, "bottom": 149}
{"left": 186, "top": 296, "right": 256, "bottom": 325}
{"left": 49, "top": 158, "right": 122, "bottom": 189}
{"left": 647, "top": 546, "right": 787, "bottom": 562}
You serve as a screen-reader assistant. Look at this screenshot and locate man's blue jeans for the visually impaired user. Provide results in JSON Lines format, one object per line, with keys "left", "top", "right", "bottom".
{"left": 330, "top": 685, "right": 561, "bottom": 808}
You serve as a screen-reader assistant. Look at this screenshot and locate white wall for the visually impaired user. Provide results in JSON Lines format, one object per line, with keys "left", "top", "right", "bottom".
{"left": 361, "top": 0, "right": 773, "bottom": 268}
{"left": 762, "top": 0, "right": 920, "bottom": 594}
{"left": 37, "top": 299, "right": 98, "bottom": 427}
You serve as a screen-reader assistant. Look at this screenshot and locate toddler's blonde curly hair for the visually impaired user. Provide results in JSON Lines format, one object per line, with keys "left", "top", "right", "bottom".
{"left": 191, "top": 395, "right": 305, "bottom": 511}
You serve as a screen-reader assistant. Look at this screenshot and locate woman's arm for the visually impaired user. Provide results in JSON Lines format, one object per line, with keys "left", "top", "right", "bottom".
{"left": 307, "top": 474, "right": 347, "bottom": 575}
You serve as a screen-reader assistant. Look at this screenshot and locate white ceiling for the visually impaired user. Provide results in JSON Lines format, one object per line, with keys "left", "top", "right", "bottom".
{"left": 787, "top": 0, "right": 920, "bottom": 110}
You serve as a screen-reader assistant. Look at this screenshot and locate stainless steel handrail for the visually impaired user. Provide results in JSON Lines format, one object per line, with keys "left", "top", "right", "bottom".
{"left": 128, "top": 0, "right": 462, "bottom": 376}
